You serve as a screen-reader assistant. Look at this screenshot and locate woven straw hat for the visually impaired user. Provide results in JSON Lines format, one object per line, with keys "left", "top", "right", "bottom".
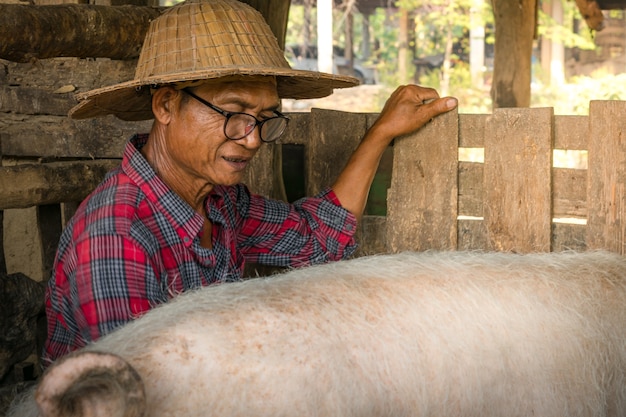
{"left": 69, "top": 0, "right": 360, "bottom": 120}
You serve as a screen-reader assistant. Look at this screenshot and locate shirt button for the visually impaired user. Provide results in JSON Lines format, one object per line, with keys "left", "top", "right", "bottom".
{"left": 346, "top": 224, "right": 353, "bottom": 231}
{"left": 183, "top": 237, "right": 190, "bottom": 243}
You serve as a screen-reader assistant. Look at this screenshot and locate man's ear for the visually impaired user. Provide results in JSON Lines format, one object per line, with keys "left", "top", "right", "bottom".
{"left": 151, "top": 86, "right": 180, "bottom": 123}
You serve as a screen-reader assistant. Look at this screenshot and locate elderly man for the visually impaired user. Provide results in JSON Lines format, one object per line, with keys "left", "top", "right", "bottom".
{"left": 43, "top": 0, "right": 458, "bottom": 365}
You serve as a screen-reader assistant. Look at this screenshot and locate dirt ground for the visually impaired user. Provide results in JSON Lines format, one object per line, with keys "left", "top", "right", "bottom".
{"left": 282, "top": 84, "right": 388, "bottom": 113}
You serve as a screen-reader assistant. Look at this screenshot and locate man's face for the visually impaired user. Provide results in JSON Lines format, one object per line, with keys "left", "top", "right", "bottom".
{"left": 164, "top": 76, "right": 280, "bottom": 189}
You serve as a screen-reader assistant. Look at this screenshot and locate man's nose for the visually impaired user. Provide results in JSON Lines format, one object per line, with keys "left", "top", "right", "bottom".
{"left": 236, "top": 126, "right": 263, "bottom": 150}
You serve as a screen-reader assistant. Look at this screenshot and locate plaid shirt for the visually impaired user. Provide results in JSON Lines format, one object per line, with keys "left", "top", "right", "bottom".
{"left": 43, "top": 134, "right": 357, "bottom": 365}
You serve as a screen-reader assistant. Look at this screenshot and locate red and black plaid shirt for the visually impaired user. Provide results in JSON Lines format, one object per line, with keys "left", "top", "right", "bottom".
{"left": 43, "top": 134, "right": 357, "bottom": 366}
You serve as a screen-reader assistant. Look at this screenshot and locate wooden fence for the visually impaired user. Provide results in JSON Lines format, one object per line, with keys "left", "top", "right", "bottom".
{"left": 1, "top": 101, "right": 626, "bottom": 280}
{"left": 279, "top": 102, "right": 626, "bottom": 257}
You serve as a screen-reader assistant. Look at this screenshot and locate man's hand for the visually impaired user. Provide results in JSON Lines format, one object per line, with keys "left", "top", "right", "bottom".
{"left": 369, "top": 84, "right": 458, "bottom": 141}
{"left": 331, "top": 84, "right": 458, "bottom": 222}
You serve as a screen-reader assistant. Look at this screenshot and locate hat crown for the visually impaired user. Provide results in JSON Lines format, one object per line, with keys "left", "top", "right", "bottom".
{"left": 135, "top": 0, "right": 291, "bottom": 81}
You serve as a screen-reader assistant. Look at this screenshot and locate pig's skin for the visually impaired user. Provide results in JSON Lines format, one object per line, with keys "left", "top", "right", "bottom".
{"left": 8, "top": 250, "right": 626, "bottom": 417}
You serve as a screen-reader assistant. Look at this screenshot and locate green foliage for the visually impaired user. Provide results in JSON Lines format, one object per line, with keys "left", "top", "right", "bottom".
{"left": 285, "top": 5, "right": 306, "bottom": 46}
{"left": 532, "top": 73, "right": 626, "bottom": 115}
{"left": 419, "top": 63, "right": 493, "bottom": 114}
{"left": 536, "top": 0, "right": 595, "bottom": 50}
{"left": 284, "top": 0, "right": 623, "bottom": 116}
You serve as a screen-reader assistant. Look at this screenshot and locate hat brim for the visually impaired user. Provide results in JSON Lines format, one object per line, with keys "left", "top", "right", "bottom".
{"left": 69, "top": 66, "right": 360, "bottom": 121}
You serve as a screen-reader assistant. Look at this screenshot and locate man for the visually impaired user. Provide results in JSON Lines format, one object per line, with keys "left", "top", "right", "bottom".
{"left": 43, "top": 0, "right": 458, "bottom": 365}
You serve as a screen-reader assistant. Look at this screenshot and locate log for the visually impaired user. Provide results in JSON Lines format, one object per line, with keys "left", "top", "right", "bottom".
{"left": 0, "top": 160, "right": 120, "bottom": 210}
{"left": 0, "top": 86, "right": 74, "bottom": 116}
{"left": 0, "top": 114, "right": 151, "bottom": 159}
{"left": 0, "top": 1, "right": 289, "bottom": 64}
{"left": 0, "top": 4, "right": 162, "bottom": 63}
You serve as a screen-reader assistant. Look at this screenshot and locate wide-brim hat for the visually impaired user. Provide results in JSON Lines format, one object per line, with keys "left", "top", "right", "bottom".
{"left": 69, "top": 0, "right": 360, "bottom": 121}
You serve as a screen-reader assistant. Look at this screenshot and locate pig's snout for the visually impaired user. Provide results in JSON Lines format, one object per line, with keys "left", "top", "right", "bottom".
{"left": 35, "top": 351, "right": 146, "bottom": 417}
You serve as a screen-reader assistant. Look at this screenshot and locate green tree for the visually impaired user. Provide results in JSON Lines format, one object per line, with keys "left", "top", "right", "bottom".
{"left": 395, "top": 0, "right": 492, "bottom": 95}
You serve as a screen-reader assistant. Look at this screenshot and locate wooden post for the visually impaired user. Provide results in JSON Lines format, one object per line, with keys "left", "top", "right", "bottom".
{"left": 306, "top": 109, "right": 368, "bottom": 196}
{"left": 490, "top": 0, "right": 537, "bottom": 108}
{"left": 37, "top": 204, "right": 63, "bottom": 281}
{"left": 242, "top": 144, "right": 276, "bottom": 199}
{"left": 398, "top": 8, "right": 409, "bottom": 85}
{"left": 242, "top": 0, "right": 291, "bottom": 49}
{"left": 0, "top": 134, "right": 5, "bottom": 274}
{"left": 483, "top": 107, "right": 553, "bottom": 252}
{"left": 587, "top": 100, "right": 626, "bottom": 254}
{"left": 386, "top": 109, "right": 459, "bottom": 252}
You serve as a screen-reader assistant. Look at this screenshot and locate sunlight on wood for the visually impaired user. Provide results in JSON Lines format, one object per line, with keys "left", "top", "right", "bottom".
{"left": 459, "top": 148, "right": 588, "bottom": 169}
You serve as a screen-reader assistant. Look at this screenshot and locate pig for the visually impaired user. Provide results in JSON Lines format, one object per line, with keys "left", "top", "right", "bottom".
{"left": 8, "top": 250, "right": 626, "bottom": 417}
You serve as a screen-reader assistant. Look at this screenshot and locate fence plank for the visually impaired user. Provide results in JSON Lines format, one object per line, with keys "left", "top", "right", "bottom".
{"left": 552, "top": 167, "right": 586, "bottom": 219}
{"left": 0, "top": 134, "right": 5, "bottom": 274}
{"left": 459, "top": 113, "right": 487, "bottom": 148}
{"left": 587, "top": 100, "right": 626, "bottom": 254}
{"left": 552, "top": 223, "right": 586, "bottom": 252}
{"left": 483, "top": 107, "right": 553, "bottom": 252}
{"left": 386, "top": 109, "right": 459, "bottom": 252}
{"left": 242, "top": 143, "right": 276, "bottom": 198}
{"left": 37, "top": 204, "right": 63, "bottom": 281}
{"left": 306, "top": 109, "right": 368, "bottom": 196}
{"left": 554, "top": 115, "right": 587, "bottom": 150}
{"left": 458, "top": 219, "right": 488, "bottom": 250}
{"left": 458, "top": 161, "right": 483, "bottom": 218}
{"left": 279, "top": 112, "right": 310, "bottom": 146}
{"left": 355, "top": 215, "right": 387, "bottom": 256}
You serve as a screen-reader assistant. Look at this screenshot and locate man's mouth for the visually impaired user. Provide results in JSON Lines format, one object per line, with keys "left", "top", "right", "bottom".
{"left": 223, "top": 156, "right": 250, "bottom": 170}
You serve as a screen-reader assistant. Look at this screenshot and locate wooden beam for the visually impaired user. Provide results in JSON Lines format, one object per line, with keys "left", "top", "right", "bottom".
{"left": 0, "top": 160, "right": 119, "bottom": 210}
{"left": 575, "top": 0, "right": 604, "bottom": 30}
{"left": 0, "top": 114, "right": 150, "bottom": 159}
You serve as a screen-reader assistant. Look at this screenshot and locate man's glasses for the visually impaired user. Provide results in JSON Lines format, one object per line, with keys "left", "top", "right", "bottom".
{"left": 182, "top": 88, "right": 289, "bottom": 143}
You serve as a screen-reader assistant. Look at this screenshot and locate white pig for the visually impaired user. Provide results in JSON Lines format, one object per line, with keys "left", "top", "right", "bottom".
{"left": 8, "top": 250, "right": 626, "bottom": 417}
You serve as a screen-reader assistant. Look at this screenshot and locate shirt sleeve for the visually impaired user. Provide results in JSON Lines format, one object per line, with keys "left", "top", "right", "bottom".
{"left": 43, "top": 233, "right": 164, "bottom": 366}
{"left": 237, "top": 187, "right": 358, "bottom": 267}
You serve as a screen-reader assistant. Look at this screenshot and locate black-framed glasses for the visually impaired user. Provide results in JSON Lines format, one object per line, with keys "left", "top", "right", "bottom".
{"left": 181, "top": 88, "right": 289, "bottom": 143}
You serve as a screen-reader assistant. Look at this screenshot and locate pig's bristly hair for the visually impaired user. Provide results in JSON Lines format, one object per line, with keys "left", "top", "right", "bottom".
{"left": 86, "top": 250, "right": 626, "bottom": 417}
{"left": 10, "top": 250, "right": 626, "bottom": 417}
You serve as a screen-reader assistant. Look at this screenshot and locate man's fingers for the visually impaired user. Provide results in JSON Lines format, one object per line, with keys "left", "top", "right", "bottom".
{"left": 419, "top": 97, "right": 458, "bottom": 122}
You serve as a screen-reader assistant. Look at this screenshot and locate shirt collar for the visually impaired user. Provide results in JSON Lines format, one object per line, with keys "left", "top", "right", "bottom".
{"left": 122, "top": 134, "right": 205, "bottom": 241}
